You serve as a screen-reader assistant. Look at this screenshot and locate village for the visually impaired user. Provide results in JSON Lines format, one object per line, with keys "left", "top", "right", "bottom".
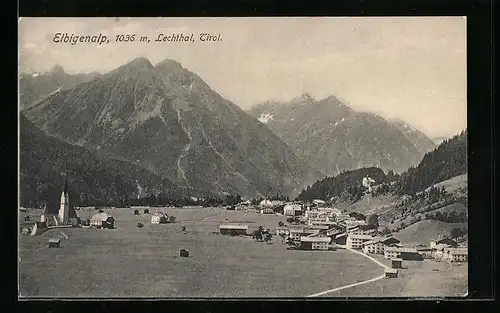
{"left": 19, "top": 174, "right": 467, "bottom": 294}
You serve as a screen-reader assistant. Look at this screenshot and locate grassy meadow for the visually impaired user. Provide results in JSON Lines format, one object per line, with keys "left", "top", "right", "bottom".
{"left": 19, "top": 207, "right": 382, "bottom": 298}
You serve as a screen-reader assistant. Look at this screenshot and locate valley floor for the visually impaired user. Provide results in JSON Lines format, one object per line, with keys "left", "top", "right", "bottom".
{"left": 18, "top": 207, "right": 467, "bottom": 298}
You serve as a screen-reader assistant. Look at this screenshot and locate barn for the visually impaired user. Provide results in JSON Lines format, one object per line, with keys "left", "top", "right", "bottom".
{"left": 219, "top": 224, "right": 248, "bottom": 236}
{"left": 90, "top": 212, "right": 115, "bottom": 229}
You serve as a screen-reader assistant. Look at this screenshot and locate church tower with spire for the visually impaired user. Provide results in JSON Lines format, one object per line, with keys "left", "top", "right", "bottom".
{"left": 58, "top": 174, "right": 70, "bottom": 225}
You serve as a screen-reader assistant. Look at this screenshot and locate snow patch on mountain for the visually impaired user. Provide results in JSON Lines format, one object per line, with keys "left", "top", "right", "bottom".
{"left": 258, "top": 113, "right": 274, "bottom": 124}
{"left": 333, "top": 117, "right": 346, "bottom": 127}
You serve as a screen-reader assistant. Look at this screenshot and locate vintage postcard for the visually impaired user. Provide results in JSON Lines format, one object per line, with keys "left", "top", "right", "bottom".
{"left": 18, "top": 17, "right": 467, "bottom": 298}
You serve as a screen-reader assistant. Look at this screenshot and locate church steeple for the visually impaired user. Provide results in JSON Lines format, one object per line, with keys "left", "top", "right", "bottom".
{"left": 63, "top": 173, "right": 68, "bottom": 195}
{"left": 58, "top": 173, "right": 70, "bottom": 225}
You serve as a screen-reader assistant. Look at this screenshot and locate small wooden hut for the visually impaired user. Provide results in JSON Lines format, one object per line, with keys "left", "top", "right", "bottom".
{"left": 180, "top": 248, "right": 190, "bottom": 257}
{"left": 384, "top": 268, "right": 398, "bottom": 278}
{"left": 48, "top": 238, "right": 61, "bottom": 248}
{"left": 391, "top": 258, "right": 403, "bottom": 269}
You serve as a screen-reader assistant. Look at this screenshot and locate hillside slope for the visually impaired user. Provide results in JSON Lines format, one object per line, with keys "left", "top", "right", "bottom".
{"left": 393, "top": 220, "right": 467, "bottom": 245}
{"left": 20, "top": 113, "right": 187, "bottom": 207}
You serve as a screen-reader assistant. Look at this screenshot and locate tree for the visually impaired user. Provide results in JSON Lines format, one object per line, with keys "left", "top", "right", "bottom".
{"left": 450, "top": 227, "right": 462, "bottom": 240}
{"left": 252, "top": 230, "right": 263, "bottom": 241}
{"left": 278, "top": 221, "right": 285, "bottom": 227}
{"left": 137, "top": 222, "right": 144, "bottom": 229}
{"left": 367, "top": 214, "right": 379, "bottom": 228}
{"left": 380, "top": 226, "right": 391, "bottom": 235}
{"left": 264, "top": 233, "right": 273, "bottom": 243}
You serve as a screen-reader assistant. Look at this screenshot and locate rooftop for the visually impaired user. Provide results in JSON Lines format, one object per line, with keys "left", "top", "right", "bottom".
{"left": 219, "top": 224, "right": 248, "bottom": 229}
{"left": 385, "top": 246, "right": 418, "bottom": 253}
{"left": 300, "top": 236, "right": 331, "bottom": 243}
{"left": 348, "top": 234, "right": 374, "bottom": 240}
{"left": 445, "top": 247, "right": 468, "bottom": 255}
{"left": 91, "top": 212, "right": 111, "bottom": 222}
{"left": 364, "top": 236, "right": 400, "bottom": 245}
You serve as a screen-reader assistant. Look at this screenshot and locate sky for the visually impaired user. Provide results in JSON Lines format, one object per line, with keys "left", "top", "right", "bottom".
{"left": 18, "top": 17, "right": 466, "bottom": 138}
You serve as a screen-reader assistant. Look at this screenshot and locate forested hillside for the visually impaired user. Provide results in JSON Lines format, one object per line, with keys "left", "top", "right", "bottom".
{"left": 396, "top": 130, "right": 467, "bottom": 195}
{"left": 20, "top": 113, "right": 188, "bottom": 208}
{"left": 296, "top": 167, "right": 390, "bottom": 201}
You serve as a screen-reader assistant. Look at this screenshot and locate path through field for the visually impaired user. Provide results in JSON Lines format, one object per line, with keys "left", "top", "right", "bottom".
{"left": 307, "top": 246, "right": 390, "bottom": 297}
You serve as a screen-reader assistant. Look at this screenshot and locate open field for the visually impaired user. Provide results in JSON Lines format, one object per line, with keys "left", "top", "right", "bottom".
{"left": 325, "top": 254, "right": 467, "bottom": 297}
{"left": 19, "top": 207, "right": 383, "bottom": 298}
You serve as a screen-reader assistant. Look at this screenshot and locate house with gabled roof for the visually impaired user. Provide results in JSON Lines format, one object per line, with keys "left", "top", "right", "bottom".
{"left": 362, "top": 236, "right": 400, "bottom": 255}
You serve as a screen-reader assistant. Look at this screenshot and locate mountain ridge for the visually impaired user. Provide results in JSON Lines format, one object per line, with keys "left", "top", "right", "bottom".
{"left": 248, "top": 94, "right": 436, "bottom": 176}
{"left": 23, "top": 57, "right": 323, "bottom": 198}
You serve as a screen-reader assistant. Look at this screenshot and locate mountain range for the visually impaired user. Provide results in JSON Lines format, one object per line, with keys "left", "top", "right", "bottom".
{"left": 21, "top": 58, "right": 322, "bottom": 199}
{"left": 247, "top": 94, "right": 436, "bottom": 176}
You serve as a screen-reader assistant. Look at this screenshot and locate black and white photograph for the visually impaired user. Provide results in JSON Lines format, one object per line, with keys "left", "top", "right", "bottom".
{"left": 18, "top": 17, "right": 468, "bottom": 298}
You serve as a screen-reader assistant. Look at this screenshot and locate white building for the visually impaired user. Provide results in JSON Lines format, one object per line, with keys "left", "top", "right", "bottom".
{"left": 300, "top": 236, "right": 331, "bottom": 250}
{"left": 443, "top": 247, "right": 468, "bottom": 262}
{"left": 384, "top": 246, "right": 420, "bottom": 260}
{"left": 260, "top": 207, "right": 274, "bottom": 214}
{"left": 346, "top": 234, "right": 374, "bottom": 249}
{"left": 362, "top": 236, "right": 401, "bottom": 255}
{"left": 151, "top": 212, "right": 168, "bottom": 224}
{"left": 259, "top": 199, "right": 273, "bottom": 207}
{"left": 275, "top": 226, "right": 289, "bottom": 236}
{"left": 90, "top": 212, "right": 115, "bottom": 228}
{"left": 283, "top": 203, "right": 302, "bottom": 216}
{"left": 305, "top": 210, "right": 320, "bottom": 219}
{"left": 289, "top": 227, "right": 319, "bottom": 241}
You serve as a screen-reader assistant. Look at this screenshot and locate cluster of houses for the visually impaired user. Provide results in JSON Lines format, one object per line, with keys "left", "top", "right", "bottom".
{"left": 268, "top": 203, "right": 469, "bottom": 264}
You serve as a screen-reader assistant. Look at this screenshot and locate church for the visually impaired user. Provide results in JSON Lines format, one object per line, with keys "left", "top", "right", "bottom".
{"left": 40, "top": 174, "right": 72, "bottom": 226}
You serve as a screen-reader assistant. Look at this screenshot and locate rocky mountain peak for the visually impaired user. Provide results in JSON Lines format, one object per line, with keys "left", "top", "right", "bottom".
{"left": 118, "top": 57, "right": 155, "bottom": 74}
{"left": 155, "top": 58, "right": 184, "bottom": 71}
{"left": 289, "top": 93, "right": 315, "bottom": 106}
